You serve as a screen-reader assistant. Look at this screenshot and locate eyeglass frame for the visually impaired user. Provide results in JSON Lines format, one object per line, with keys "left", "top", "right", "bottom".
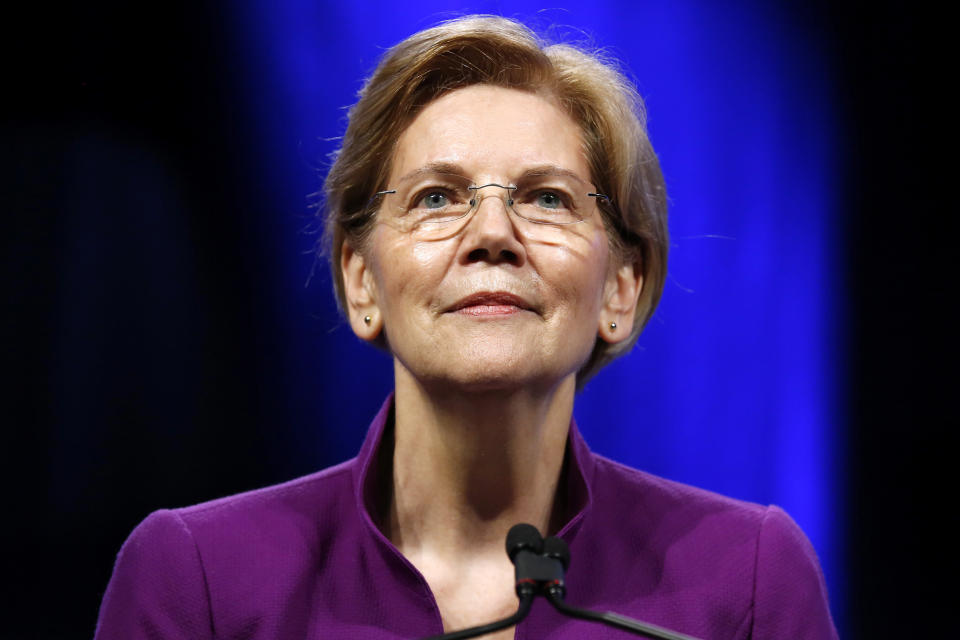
{"left": 364, "top": 175, "right": 611, "bottom": 229}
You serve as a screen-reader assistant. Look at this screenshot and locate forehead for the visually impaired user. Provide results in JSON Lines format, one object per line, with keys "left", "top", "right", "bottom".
{"left": 390, "top": 85, "right": 590, "bottom": 183}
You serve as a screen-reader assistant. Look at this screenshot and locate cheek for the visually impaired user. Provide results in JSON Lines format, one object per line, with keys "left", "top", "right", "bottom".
{"left": 411, "top": 241, "right": 444, "bottom": 268}
{"left": 547, "top": 234, "right": 610, "bottom": 319}
{"left": 370, "top": 233, "right": 453, "bottom": 316}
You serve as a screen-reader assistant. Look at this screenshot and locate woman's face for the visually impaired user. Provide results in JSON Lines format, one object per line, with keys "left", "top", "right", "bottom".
{"left": 343, "top": 85, "right": 640, "bottom": 391}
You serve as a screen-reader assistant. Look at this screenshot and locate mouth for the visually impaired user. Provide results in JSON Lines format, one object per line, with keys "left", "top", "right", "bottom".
{"left": 447, "top": 291, "right": 534, "bottom": 317}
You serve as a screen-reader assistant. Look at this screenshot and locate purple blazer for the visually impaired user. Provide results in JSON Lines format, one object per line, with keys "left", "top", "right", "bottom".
{"left": 95, "top": 396, "right": 838, "bottom": 639}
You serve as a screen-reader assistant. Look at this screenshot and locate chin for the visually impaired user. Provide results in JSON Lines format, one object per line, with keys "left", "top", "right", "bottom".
{"left": 394, "top": 331, "right": 590, "bottom": 394}
{"left": 426, "top": 355, "right": 576, "bottom": 395}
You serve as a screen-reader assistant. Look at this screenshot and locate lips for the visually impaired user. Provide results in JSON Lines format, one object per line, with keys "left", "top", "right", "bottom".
{"left": 447, "top": 291, "right": 534, "bottom": 315}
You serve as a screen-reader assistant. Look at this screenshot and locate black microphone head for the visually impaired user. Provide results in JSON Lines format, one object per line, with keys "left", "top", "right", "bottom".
{"left": 506, "top": 523, "right": 543, "bottom": 563}
{"left": 543, "top": 535, "right": 571, "bottom": 570}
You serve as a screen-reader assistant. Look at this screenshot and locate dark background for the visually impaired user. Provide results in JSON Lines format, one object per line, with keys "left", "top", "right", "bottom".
{"left": 2, "top": 2, "right": 945, "bottom": 637}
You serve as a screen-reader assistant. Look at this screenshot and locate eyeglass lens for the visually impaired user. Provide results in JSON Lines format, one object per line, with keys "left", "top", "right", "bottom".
{"left": 374, "top": 172, "right": 604, "bottom": 240}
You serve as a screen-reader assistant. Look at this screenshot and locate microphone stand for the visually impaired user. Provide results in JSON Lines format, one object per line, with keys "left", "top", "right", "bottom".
{"left": 538, "top": 533, "right": 701, "bottom": 640}
{"left": 419, "top": 589, "right": 534, "bottom": 640}
{"left": 544, "top": 585, "right": 699, "bottom": 640}
{"left": 417, "top": 524, "right": 702, "bottom": 640}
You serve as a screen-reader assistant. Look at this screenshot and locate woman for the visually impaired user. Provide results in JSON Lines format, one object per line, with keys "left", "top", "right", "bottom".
{"left": 95, "top": 16, "right": 837, "bottom": 639}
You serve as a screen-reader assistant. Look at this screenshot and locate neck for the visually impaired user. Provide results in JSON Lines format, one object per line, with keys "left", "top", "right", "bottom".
{"left": 384, "top": 360, "right": 576, "bottom": 560}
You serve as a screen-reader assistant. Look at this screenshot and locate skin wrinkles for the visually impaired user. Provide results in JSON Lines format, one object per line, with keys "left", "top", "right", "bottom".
{"left": 391, "top": 161, "right": 590, "bottom": 186}
{"left": 392, "top": 212, "right": 595, "bottom": 253}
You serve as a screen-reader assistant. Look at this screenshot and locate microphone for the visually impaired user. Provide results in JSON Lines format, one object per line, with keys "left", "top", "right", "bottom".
{"left": 505, "top": 523, "right": 543, "bottom": 559}
{"left": 542, "top": 535, "right": 570, "bottom": 568}
{"left": 506, "top": 523, "right": 564, "bottom": 598}
{"left": 540, "top": 535, "right": 570, "bottom": 596}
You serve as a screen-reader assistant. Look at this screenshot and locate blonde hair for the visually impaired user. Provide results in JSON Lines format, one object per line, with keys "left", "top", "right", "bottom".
{"left": 322, "top": 15, "right": 668, "bottom": 384}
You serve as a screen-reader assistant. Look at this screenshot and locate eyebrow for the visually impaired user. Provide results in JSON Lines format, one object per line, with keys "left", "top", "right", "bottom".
{"left": 515, "top": 165, "right": 591, "bottom": 184}
{"left": 394, "top": 162, "right": 469, "bottom": 184}
{"left": 394, "top": 162, "right": 590, "bottom": 185}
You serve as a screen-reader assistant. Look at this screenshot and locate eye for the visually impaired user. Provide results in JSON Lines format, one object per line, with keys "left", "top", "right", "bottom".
{"left": 535, "top": 191, "right": 563, "bottom": 209}
{"left": 419, "top": 191, "right": 450, "bottom": 209}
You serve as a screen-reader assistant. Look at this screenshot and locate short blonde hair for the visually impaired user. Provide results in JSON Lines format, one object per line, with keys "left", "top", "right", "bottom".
{"left": 322, "top": 15, "right": 668, "bottom": 384}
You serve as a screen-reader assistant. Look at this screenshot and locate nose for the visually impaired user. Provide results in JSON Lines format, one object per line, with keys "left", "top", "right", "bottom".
{"left": 459, "top": 185, "right": 526, "bottom": 266}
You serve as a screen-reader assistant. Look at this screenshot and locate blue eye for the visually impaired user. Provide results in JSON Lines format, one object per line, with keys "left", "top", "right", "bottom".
{"left": 420, "top": 192, "right": 449, "bottom": 209}
{"left": 536, "top": 191, "right": 562, "bottom": 209}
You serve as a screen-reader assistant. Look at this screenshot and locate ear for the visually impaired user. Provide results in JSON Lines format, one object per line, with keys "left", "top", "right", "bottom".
{"left": 341, "top": 239, "right": 382, "bottom": 341}
{"left": 598, "top": 257, "right": 643, "bottom": 344}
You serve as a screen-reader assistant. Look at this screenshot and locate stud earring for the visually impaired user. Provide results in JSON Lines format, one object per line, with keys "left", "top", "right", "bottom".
{"left": 364, "top": 315, "right": 372, "bottom": 326}
{"left": 609, "top": 321, "right": 617, "bottom": 331}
